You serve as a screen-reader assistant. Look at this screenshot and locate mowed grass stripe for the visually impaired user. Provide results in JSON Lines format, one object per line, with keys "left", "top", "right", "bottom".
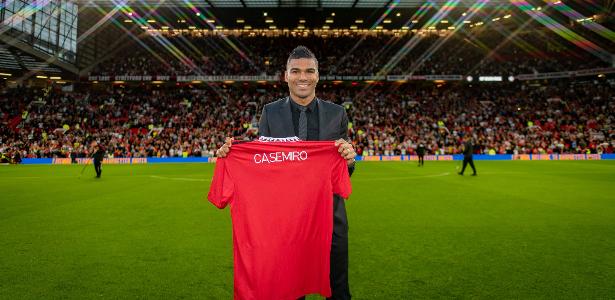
{"left": 1, "top": 161, "right": 614, "bottom": 299}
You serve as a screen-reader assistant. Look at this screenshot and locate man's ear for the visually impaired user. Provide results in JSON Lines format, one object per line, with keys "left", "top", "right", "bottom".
{"left": 284, "top": 70, "right": 289, "bottom": 83}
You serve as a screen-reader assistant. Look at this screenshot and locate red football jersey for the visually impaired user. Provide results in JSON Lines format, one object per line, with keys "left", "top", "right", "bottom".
{"left": 208, "top": 139, "right": 352, "bottom": 300}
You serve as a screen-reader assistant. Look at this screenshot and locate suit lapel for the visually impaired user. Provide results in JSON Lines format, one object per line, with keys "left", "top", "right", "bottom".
{"left": 317, "top": 98, "right": 326, "bottom": 141}
{"left": 278, "top": 97, "right": 295, "bottom": 138}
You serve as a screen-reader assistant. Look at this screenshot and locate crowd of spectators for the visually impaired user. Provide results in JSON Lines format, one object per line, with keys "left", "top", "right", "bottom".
{"left": 91, "top": 30, "right": 612, "bottom": 78}
{"left": 1, "top": 79, "right": 613, "bottom": 160}
{"left": 343, "top": 81, "right": 614, "bottom": 156}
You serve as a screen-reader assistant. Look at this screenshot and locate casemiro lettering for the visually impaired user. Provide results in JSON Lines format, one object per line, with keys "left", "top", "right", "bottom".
{"left": 254, "top": 151, "right": 308, "bottom": 164}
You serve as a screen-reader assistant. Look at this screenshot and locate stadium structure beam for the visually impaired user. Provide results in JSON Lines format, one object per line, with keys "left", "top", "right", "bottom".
{"left": 0, "top": 34, "right": 78, "bottom": 74}
{"left": 382, "top": 0, "right": 393, "bottom": 9}
{"left": 239, "top": 0, "right": 246, "bottom": 7}
{"left": 351, "top": 0, "right": 359, "bottom": 8}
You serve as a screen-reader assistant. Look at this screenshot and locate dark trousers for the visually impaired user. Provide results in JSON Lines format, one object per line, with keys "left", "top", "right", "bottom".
{"left": 297, "top": 230, "right": 350, "bottom": 300}
{"left": 418, "top": 154, "right": 424, "bottom": 166}
{"left": 460, "top": 156, "right": 476, "bottom": 175}
{"left": 329, "top": 229, "right": 350, "bottom": 300}
{"left": 94, "top": 160, "right": 102, "bottom": 177}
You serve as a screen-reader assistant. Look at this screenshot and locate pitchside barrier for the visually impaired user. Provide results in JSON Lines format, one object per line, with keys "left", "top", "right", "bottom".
{"left": 17, "top": 154, "right": 615, "bottom": 165}
{"left": 361, "top": 154, "right": 612, "bottom": 161}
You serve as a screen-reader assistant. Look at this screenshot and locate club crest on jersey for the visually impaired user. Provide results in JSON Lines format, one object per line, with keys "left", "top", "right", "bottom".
{"left": 254, "top": 151, "right": 308, "bottom": 164}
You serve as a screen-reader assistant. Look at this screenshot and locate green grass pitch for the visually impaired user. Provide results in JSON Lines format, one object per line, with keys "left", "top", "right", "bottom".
{"left": 1, "top": 161, "right": 614, "bottom": 299}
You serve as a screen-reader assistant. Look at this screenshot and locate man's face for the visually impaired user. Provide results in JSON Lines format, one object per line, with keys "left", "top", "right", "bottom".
{"left": 285, "top": 58, "right": 319, "bottom": 101}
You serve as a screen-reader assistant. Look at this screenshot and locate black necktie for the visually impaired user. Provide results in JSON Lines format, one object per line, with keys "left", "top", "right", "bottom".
{"left": 298, "top": 106, "right": 308, "bottom": 140}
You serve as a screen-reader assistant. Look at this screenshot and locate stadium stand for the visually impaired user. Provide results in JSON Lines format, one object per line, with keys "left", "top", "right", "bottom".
{"left": 1, "top": 79, "right": 613, "bottom": 159}
{"left": 90, "top": 30, "right": 611, "bottom": 77}
{"left": 1, "top": 3, "right": 614, "bottom": 161}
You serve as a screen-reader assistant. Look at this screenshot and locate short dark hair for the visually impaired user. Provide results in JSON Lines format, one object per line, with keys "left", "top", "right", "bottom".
{"left": 286, "top": 46, "right": 318, "bottom": 69}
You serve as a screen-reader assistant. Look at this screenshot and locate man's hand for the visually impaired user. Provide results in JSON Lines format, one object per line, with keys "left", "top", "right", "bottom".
{"left": 216, "top": 137, "right": 234, "bottom": 158}
{"left": 335, "top": 139, "right": 356, "bottom": 166}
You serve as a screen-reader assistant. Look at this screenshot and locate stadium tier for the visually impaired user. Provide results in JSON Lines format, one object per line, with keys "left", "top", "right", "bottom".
{"left": 1, "top": 80, "right": 613, "bottom": 160}
{"left": 89, "top": 31, "right": 612, "bottom": 77}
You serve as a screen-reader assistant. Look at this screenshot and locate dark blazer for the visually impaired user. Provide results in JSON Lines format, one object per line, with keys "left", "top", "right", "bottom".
{"left": 258, "top": 97, "right": 354, "bottom": 236}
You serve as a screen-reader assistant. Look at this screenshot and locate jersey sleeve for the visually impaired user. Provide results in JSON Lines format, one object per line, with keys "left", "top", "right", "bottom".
{"left": 207, "top": 158, "right": 234, "bottom": 209}
{"left": 331, "top": 156, "right": 352, "bottom": 199}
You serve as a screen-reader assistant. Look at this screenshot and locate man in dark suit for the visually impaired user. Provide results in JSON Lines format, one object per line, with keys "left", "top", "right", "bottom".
{"left": 459, "top": 135, "right": 477, "bottom": 176}
{"left": 216, "top": 46, "right": 356, "bottom": 300}
{"left": 417, "top": 143, "right": 426, "bottom": 167}
{"left": 92, "top": 144, "right": 105, "bottom": 178}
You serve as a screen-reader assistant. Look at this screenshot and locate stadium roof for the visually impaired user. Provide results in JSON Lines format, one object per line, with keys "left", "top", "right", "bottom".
{"left": 76, "top": 0, "right": 613, "bottom": 34}
{"left": 79, "top": 0, "right": 511, "bottom": 8}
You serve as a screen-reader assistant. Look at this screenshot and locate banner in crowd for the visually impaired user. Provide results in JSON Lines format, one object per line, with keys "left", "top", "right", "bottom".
{"left": 511, "top": 154, "right": 603, "bottom": 160}
{"left": 88, "top": 74, "right": 466, "bottom": 82}
{"left": 88, "top": 67, "right": 613, "bottom": 83}
{"left": 87, "top": 75, "right": 280, "bottom": 82}
{"left": 516, "top": 67, "right": 615, "bottom": 81}
{"left": 147, "top": 157, "right": 210, "bottom": 163}
{"left": 176, "top": 75, "right": 279, "bottom": 82}
{"left": 361, "top": 155, "right": 455, "bottom": 161}
{"left": 50, "top": 157, "right": 149, "bottom": 164}
{"left": 358, "top": 154, "right": 607, "bottom": 161}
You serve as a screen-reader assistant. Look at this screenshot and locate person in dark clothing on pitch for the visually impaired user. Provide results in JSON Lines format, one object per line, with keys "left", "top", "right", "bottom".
{"left": 12, "top": 148, "right": 22, "bottom": 164}
{"left": 416, "top": 143, "right": 426, "bottom": 167}
{"left": 459, "top": 135, "right": 477, "bottom": 176}
{"left": 93, "top": 144, "right": 105, "bottom": 178}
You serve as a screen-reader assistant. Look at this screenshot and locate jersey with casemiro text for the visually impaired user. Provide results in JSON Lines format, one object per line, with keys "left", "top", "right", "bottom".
{"left": 208, "top": 138, "right": 352, "bottom": 300}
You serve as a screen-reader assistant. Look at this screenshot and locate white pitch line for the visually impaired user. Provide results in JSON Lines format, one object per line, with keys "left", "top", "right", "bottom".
{"left": 149, "top": 175, "right": 208, "bottom": 182}
{"left": 353, "top": 172, "right": 451, "bottom": 181}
